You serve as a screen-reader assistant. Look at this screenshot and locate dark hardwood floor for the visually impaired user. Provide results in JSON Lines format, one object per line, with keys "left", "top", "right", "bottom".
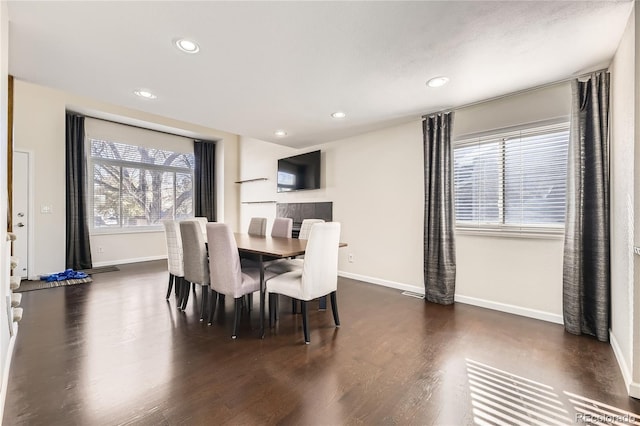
{"left": 4, "top": 260, "right": 640, "bottom": 425}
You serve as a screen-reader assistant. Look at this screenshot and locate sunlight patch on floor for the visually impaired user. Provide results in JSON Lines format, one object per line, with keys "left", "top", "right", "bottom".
{"left": 466, "top": 359, "right": 640, "bottom": 425}
{"left": 564, "top": 391, "right": 640, "bottom": 425}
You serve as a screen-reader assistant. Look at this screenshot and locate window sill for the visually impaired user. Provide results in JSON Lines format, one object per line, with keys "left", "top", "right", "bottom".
{"left": 90, "top": 227, "right": 164, "bottom": 236}
{"left": 455, "top": 227, "right": 564, "bottom": 240}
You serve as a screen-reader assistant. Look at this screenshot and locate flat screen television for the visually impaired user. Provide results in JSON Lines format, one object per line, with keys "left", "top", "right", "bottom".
{"left": 277, "top": 150, "right": 321, "bottom": 192}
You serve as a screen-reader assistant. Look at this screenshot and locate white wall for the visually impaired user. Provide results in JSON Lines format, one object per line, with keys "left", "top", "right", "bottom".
{"left": 453, "top": 83, "right": 570, "bottom": 322}
{"left": 238, "top": 137, "right": 296, "bottom": 233}
{"left": 240, "top": 121, "right": 425, "bottom": 290}
{"left": 12, "top": 80, "right": 241, "bottom": 275}
{"left": 239, "top": 83, "right": 571, "bottom": 322}
{"left": 609, "top": 5, "right": 636, "bottom": 396}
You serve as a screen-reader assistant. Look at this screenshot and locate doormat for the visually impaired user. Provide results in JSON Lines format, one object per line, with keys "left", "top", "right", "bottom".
{"left": 14, "top": 277, "right": 93, "bottom": 293}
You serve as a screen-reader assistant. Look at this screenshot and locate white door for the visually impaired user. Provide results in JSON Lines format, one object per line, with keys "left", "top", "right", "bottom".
{"left": 12, "top": 151, "right": 29, "bottom": 278}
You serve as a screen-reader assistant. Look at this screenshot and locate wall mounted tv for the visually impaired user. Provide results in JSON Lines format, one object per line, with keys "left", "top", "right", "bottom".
{"left": 277, "top": 150, "right": 321, "bottom": 192}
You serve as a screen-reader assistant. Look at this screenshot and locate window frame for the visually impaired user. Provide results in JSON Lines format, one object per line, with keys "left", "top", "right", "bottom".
{"left": 88, "top": 138, "right": 195, "bottom": 234}
{"left": 453, "top": 119, "right": 570, "bottom": 238}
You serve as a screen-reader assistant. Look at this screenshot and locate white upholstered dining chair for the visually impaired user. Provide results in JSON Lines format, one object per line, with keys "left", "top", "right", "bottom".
{"left": 247, "top": 217, "right": 267, "bottom": 237}
{"left": 193, "top": 216, "right": 208, "bottom": 235}
{"left": 298, "top": 218, "right": 325, "bottom": 240}
{"left": 266, "top": 222, "right": 341, "bottom": 344}
{"left": 206, "top": 222, "right": 276, "bottom": 338}
{"left": 162, "top": 220, "right": 187, "bottom": 307}
{"left": 267, "top": 218, "right": 326, "bottom": 312}
{"left": 180, "top": 220, "right": 211, "bottom": 321}
{"left": 271, "top": 217, "right": 293, "bottom": 238}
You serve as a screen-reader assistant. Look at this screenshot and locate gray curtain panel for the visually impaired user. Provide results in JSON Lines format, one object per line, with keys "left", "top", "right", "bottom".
{"left": 423, "top": 112, "right": 456, "bottom": 304}
{"left": 563, "top": 72, "right": 610, "bottom": 342}
{"left": 65, "top": 112, "right": 93, "bottom": 270}
{"left": 194, "top": 140, "right": 217, "bottom": 221}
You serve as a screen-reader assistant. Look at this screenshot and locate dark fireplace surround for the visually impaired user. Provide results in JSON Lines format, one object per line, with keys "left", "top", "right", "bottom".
{"left": 276, "top": 202, "right": 333, "bottom": 238}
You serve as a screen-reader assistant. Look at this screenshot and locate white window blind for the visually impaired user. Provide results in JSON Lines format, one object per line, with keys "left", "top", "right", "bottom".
{"left": 453, "top": 122, "right": 569, "bottom": 234}
{"left": 86, "top": 119, "right": 195, "bottom": 232}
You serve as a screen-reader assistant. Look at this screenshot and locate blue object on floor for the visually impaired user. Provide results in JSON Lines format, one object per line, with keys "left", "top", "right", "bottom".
{"left": 40, "top": 269, "right": 89, "bottom": 282}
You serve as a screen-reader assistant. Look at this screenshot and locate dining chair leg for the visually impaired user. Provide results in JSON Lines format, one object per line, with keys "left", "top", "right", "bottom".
{"left": 181, "top": 280, "right": 191, "bottom": 310}
{"left": 275, "top": 296, "right": 279, "bottom": 320}
{"left": 192, "top": 282, "right": 196, "bottom": 293}
{"left": 176, "top": 277, "right": 185, "bottom": 310}
{"left": 166, "top": 274, "right": 174, "bottom": 300}
{"left": 291, "top": 299, "right": 297, "bottom": 314}
{"left": 247, "top": 293, "right": 253, "bottom": 312}
{"left": 330, "top": 291, "right": 340, "bottom": 327}
{"left": 269, "top": 293, "right": 279, "bottom": 327}
{"left": 200, "top": 285, "right": 208, "bottom": 322}
{"left": 301, "top": 300, "right": 310, "bottom": 344}
{"left": 319, "top": 296, "right": 327, "bottom": 311}
{"left": 232, "top": 298, "right": 242, "bottom": 339}
{"left": 208, "top": 288, "right": 218, "bottom": 325}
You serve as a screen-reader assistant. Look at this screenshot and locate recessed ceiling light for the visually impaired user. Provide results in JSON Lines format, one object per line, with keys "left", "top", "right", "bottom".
{"left": 274, "top": 130, "right": 287, "bottom": 137}
{"left": 134, "top": 89, "right": 157, "bottom": 99}
{"left": 174, "top": 38, "right": 200, "bottom": 54}
{"left": 427, "top": 76, "right": 449, "bottom": 88}
{"left": 331, "top": 111, "right": 346, "bottom": 119}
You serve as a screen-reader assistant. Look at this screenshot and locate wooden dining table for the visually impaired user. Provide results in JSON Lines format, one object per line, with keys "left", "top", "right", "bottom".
{"left": 233, "top": 233, "right": 346, "bottom": 338}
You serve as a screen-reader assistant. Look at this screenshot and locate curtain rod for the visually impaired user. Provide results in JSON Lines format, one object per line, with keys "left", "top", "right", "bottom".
{"left": 67, "top": 112, "right": 217, "bottom": 143}
{"left": 421, "top": 68, "right": 609, "bottom": 118}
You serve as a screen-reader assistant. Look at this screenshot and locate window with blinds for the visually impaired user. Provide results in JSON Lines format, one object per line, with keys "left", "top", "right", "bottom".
{"left": 453, "top": 122, "right": 569, "bottom": 234}
{"left": 89, "top": 138, "right": 194, "bottom": 232}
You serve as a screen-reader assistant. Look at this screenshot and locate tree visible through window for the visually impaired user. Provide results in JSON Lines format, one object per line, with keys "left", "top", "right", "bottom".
{"left": 90, "top": 139, "right": 194, "bottom": 230}
{"left": 453, "top": 123, "right": 569, "bottom": 232}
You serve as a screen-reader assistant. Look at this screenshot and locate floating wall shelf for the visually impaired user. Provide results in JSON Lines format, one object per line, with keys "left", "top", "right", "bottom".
{"left": 235, "top": 178, "right": 268, "bottom": 184}
{"left": 241, "top": 201, "right": 277, "bottom": 205}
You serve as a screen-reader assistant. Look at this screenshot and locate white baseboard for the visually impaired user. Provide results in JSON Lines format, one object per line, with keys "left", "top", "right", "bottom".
{"left": 609, "top": 329, "right": 640, "bottom": 398}
{"left": 338, "top": 271, "right": 424, "bottom": 294}
{"left": 0, "top": 325, "right": 17, "bottom": 424}
{"left": 629, "top": 382, "right": 640, "bottom": 400}
{"left": 92, "top": 255, "right": 167, "bottom": 268}
{"left": 455, "top": 294, "right": 563, "bottom": 324}
{"left": 338, "top": 271, "right": 563, "bottom": 325}
{"left": 29, "top": 256, "right": 168, "bottom": 279}
{"left": 339, "top": 271, "right": 563, "bottom": 325}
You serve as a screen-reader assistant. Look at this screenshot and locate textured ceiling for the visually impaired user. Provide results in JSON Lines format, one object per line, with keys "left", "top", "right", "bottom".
{"left": 7, "top": 1, "right": 634, "bottom": 147}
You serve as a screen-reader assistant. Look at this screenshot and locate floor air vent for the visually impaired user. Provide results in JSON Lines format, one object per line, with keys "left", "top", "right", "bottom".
{"left": 401, "top": 291, "right": 425, "bottom": 299}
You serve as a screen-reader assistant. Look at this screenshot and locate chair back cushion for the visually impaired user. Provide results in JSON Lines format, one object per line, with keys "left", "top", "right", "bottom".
{"left": 180, "top": 220, "right": 210, "bottom": 285}
{"left": 298, "top": 219, "right": 325, "bottom": 240}
{"left": 194, "top": 217, "right": 208, "bottom": 235}
{"left": 302, "top": 222, "right": 341, "bottom": 299}
{"left": 207, "top": 223, "right": 242, "bottom": 296}
{"left": 271, "top": 217, "right": 293, "bottom": 238}
{"left": 162, "top": 220, "right": 184, "bottom": 276}
{"left": 248, "top": 217, "right": 267, "bottom": 237}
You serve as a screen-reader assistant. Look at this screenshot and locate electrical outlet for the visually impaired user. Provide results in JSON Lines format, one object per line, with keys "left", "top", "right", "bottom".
{"left": 634, "top": 246, "right": 640, "bottom": 256}
{"left": 348, "top": 253, "right": 354, "bottom": 263}
{"left": 98, "top": 247, "right": 104, "bottom": 254}
{"left": 40, "top": 205, "right": 52, "bottom": 214}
